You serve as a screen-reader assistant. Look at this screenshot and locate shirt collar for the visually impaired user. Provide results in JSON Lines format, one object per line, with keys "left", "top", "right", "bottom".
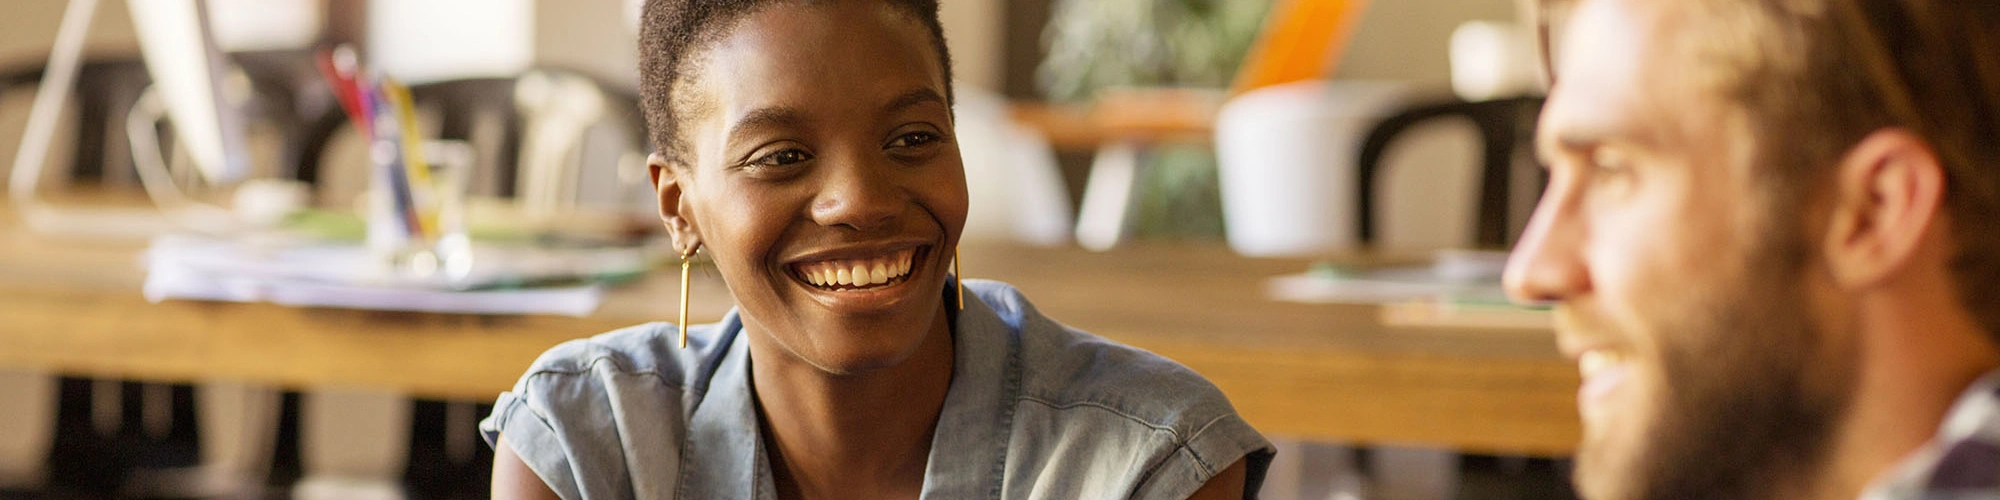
{"left": 680, "top": 281, "right": 1022, "bottom": 500}
{"left": 1861, "top": 368, "right": 2000, "bottom": 499}
{"left": 678, "top": 311, "right": 777, "bottom": 500}
{"left": 920, "top": 280, "right": 1022, "bottom": 499}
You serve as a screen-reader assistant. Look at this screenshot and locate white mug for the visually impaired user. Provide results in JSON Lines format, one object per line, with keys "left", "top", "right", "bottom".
{"left": 1214, "top": 80, "right": 1409, "bottom": 257}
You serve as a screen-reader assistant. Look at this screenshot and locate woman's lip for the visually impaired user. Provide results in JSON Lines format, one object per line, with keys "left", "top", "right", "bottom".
{"left": 781, "top": 241, "right": 931, "bottom": 266}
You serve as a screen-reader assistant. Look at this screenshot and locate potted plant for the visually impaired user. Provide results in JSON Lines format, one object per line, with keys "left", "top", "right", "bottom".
{"left": 1037, "top": 0, "right": 1271, "bottom": 242}
{"left": 1037, "top": 0, "right": 1271, "bottom": 102}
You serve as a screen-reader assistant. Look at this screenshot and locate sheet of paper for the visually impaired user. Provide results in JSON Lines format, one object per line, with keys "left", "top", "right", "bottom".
{"left": 1265, "top": 249, "right": 1514, "bottom": 304}
{"left": 1264, "top": 250, "right": 1552, "bottom": 330}
{"left": 142, "top": 234, "right": 621, "bottom": 316}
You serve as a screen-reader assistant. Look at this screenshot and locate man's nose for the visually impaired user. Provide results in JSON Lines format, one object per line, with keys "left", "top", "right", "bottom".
{"left": 1503, "top": 186, "right": 1591, "bottom": 304}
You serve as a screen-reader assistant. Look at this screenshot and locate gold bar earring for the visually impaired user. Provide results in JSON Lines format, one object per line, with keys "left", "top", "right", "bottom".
{"left": 678, "top": 249, "right": 693, "bottom": 348}
{"left": 954, "top": 247, "right": 964, "bottom": 311}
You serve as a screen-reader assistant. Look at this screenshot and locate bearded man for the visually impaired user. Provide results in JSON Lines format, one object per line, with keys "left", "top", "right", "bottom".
{"left": 1503, "top": 0, "right": 2000, "bottom": 498}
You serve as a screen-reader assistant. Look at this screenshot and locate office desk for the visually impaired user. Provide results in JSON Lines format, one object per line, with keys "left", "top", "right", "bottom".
{"left": 0, "top": 210, "right": 1579, "bottom": 457}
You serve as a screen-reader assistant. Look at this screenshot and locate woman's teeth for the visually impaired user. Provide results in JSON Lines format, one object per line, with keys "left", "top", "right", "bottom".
{"left": 797, "top": 249, "right": 917, "bottom": 290}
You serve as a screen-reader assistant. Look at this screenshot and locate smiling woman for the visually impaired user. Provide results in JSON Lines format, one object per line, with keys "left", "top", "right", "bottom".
{"left": 476, "top": 1, "right": 1274, "bottom": 499}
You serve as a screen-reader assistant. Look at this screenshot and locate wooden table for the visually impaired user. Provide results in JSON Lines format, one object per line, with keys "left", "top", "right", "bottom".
{"left": 0, "top": 210, "right": 1579, "bottom": 456}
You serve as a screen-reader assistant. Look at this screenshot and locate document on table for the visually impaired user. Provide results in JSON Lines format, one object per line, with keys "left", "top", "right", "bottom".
{"left": 141, "top": 234, "right": 649, "bottom": 316}
{"left": 1266, "top": 249, "right": 1552, "bottom": 330}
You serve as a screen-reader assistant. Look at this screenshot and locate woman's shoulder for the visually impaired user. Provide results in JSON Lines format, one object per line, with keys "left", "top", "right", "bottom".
{"left": 482, "top": 318, "right": 744, "bottom": 447}
{"left": 479, "top": 318, "right": 749, "bottom": 497}
{"left": 964, "top": 280, "right": 1273, "bottom": 498}
{"left": 1018, "top": 323, "right": 1244, "bottom": 437}
{"left": 968, "top": 279, "right": 1245, "bottom": 430}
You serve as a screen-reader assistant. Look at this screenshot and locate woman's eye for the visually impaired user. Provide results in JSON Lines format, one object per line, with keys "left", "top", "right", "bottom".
{"left": 752, "top": 149, "right": 813, "bottom": 167}
{"left": 886, "top": 131, "right": 941, "bottom": 150}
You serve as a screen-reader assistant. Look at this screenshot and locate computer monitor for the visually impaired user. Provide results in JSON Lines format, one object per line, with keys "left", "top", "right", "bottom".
{"left": 128, "top": 0, "right": 250, "bottom": 184}
{"left": 7, "top": 0, "right": 253, "bottom": 238}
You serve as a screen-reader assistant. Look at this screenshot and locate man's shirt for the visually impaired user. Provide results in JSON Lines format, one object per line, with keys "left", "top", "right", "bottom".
{"left": 1864, "top": 370, "right": 2000, "bottom": 499}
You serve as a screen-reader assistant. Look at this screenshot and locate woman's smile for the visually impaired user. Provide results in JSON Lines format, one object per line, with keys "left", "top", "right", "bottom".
{"left": 781, "top": 243, "right": 934, "bottom": 313}
{"left": 791, "top": 247, "right": 920, "bottom": 290}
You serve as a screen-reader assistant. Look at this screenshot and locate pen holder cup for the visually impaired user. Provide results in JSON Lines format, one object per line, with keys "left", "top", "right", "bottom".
{"left": 366, "top": 140, "right": 475, "bottom": 281}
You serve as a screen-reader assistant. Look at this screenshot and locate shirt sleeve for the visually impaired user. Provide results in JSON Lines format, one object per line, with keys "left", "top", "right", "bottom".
{"left": 481, "top": 372, "right": 588, "bottom": 500}
{"left": 1128, "top": 412, "right": 1277, "bottom": 500}
{"left": 481, "top": 336, "right": 632, "bottom": 500}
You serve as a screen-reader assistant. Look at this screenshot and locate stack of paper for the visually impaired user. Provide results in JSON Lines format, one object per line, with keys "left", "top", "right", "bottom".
{"left": 1266, "top": 249, "right": 1552, "bottom": 330}
{"left": 1267, "top": 249, "right": 1511, "bottom": 304}
{"left": 142, "top": 234, "right": 646, "bottom": 316}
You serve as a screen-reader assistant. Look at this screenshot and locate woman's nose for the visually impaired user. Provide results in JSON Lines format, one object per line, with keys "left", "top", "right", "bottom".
{"left": 810, "top": 159, "right": 904, "bottom": 232}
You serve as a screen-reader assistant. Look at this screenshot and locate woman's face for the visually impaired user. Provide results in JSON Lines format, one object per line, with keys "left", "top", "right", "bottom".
{"left": 655, "top": 1, "right": 967, "bottom": 375}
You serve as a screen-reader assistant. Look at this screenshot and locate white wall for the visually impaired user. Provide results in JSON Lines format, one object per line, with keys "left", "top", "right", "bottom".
{"left": 939, "top": 0, "right": 1005, "bottom": 91}
{"left": 0, "top": 0, "right": 1525, "bottom": 101}
{"left": 1335, "top": 0, "right": 1521, "bottom": 88}
{"left": 535, "top": 0, "right": 640, "bottom": 88}
{"left": 0, "top": 0, "right": 1492, "bottom": 94}
{"left": 0, "top": 0, "right": 142, "bottom": 187}
{"left": 372, "top": 0, "right": 535, "bottom": 83}
{"left": 530, "top": 0, "right": 1008, "bottom": 92}
{"left": 0, "top": 0, "right": 140, "bottom": 68}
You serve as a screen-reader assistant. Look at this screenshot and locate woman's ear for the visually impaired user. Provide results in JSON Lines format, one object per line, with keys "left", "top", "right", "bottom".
{"left": 648, "top": 153, "right": 701, "bottom": 254}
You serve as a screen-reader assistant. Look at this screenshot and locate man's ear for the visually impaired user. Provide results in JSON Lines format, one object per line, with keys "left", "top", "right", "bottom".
{"left": 1822, "top": 129, "right": 1948, "bottom": 289}
{"left": 648, "top": 153, "right": 701, "bottom": 255}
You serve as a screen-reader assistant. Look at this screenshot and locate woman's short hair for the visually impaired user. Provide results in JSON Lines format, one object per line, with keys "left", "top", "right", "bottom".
{"left": 637, "top": 0, "right": 954, "bottom": 168}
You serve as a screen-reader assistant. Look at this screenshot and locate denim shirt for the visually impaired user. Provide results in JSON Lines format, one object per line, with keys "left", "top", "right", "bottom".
{"left": 480, "top": 279, "right": 1274, "bottom": 500}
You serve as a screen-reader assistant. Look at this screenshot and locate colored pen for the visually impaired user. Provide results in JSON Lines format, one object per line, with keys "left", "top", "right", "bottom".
{"left": 314, "top": 45, "right": 371, "bottom": 138}
{"left": 379, "top": 78, "right": 438, "bottom": 239}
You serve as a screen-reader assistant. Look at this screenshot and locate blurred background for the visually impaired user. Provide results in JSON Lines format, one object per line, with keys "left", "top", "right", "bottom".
{"left": 0, "top": 0, "right": 1574, "bottom": 499}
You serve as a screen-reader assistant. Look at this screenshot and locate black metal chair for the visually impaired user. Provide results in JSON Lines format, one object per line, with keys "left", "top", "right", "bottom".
{"left": 1, "top": 59, "right": 153, "bottom": 185}
{"left": 1353, "top": 95, "right": 1544, "bottom": 249}
{"left": 292, "top": 69, "right": 647, "bottom": 200}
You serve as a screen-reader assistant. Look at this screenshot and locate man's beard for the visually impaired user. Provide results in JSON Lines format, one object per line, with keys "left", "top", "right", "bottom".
{"left": 1576, "top": 228, "right": 1859, "bottom": 500}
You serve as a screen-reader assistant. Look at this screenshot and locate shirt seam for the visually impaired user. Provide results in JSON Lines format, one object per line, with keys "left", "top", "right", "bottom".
{"left": 1126, "top": 413, "right": 1238, "bottom": 499}
{"left": 1179, "top": 413, "right": 1238, "bottom": 473}
{"left": 521, "top": 355, "right": 699, "bottom": 396}
{"left": 987, "top": 300, "right": 1021, "bottom": 500}
{"left": 1016, "top": 396, "right": 1236, "bottom": 476}
{"left": 1015, "top": 396, "right": 1193, "bottom": 442}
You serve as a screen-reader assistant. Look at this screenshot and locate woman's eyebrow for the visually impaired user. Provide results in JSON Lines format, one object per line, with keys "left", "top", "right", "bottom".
{"left": 880, "top": 88, "right": 946, "bottom": 117}
{"left": 726, "top": 106, "right": 809, "bottom": 142}
{"left": 723, "top": 89, "right": 943, "bottom": 143}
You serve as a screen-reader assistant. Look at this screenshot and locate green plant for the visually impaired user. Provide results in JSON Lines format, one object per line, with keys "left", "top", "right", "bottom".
{"left": 1037, "top": 0, "right": 1272, "bottom": 102}
{"left": 1128, "top": 141, "right": 1228, "bottom": 241}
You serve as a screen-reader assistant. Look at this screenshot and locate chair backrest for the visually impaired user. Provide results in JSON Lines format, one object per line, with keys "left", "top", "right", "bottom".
{"left": 1353, "top": 95, "right": 1543, "bottom": 248}
{"left": 234, "top": 49, "right": 341, "bottom": 182}
{"left": 1, "top": 59, "right": 153, "bottom": 185}
{"left": 292, "top": 69, "right": 650, "bottom": 216}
